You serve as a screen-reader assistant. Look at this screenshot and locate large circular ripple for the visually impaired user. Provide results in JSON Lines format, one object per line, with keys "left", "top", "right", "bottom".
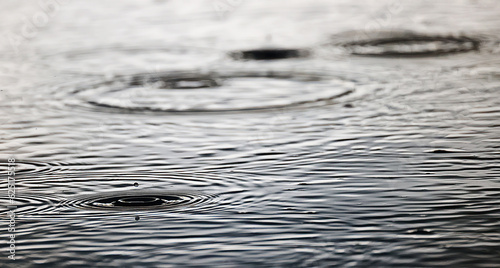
{"left": 70, "top": 69, "right": 354, "bottom": 113}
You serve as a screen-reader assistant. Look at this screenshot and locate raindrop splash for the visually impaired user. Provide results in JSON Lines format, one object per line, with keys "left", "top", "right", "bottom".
{"left": 230, "top": 48, "right": 309, "bottom": 60}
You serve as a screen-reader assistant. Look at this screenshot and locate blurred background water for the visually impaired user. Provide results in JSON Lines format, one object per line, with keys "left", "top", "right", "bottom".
{"left": 1, "top": 0, "right": 500, "bottom": 267}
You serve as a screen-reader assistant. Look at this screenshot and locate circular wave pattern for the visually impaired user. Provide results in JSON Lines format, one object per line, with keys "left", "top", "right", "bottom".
{"left": 73, "top": 70, "right": 354, "bottom": 113}
{"left": 68, "top": 190, "right": 218, "bottom": 212}
{"left": 334, "top": 30, "right": 480, "bottom": 57}
{"left": 0, "top": 190, "right": 220, "bottom": 217}
{"left": 7, "top": 169, "right": 279, "bottom": 216}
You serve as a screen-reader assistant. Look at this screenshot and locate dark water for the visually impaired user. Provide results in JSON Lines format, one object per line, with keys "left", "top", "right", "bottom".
{"left": 1, "top": 0, "right": 500, "bottom": 267}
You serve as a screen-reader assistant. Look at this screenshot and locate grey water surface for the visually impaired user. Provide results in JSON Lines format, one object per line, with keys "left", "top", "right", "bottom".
{"left": 1, "top": 0, "right": 500, "bottom": 267}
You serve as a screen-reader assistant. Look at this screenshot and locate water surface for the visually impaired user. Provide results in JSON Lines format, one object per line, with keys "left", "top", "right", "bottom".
{"left": 1, "top": 0, "right": 500, "bottom": 267}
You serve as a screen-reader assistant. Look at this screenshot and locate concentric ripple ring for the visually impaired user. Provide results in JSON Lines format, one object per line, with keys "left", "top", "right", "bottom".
{"left": 333, "top": 30, "right": 480, "bottom": 57}
{"left": 70, "top": 69, "right": 355, "bottom": 113}
{"left": 66, "top": 190, "right": 219, "bottom": 212}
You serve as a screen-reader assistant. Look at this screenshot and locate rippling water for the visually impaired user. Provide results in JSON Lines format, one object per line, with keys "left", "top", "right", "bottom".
{"left": 1, "top": 0, "right": 500, "bottom": 267}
